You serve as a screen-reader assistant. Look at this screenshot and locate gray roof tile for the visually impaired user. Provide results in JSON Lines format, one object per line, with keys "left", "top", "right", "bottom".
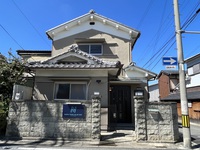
{"left": 161, "top": 91, "right": 200, "bottom": 101}
{"left": 27, "top": 62, "right": 119, "bottom": 69}
{"left": 27, "top": 45, "right": 121, "bottom": 69}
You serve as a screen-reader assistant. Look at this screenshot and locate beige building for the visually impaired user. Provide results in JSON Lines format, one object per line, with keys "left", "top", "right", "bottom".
{"left": 17, "top": 10, "right": 156, "bottom": 131}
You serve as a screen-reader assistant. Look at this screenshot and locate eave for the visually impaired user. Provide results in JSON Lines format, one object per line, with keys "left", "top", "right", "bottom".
{"left": 46, "top": 10, "right": 140, "bottom": 46}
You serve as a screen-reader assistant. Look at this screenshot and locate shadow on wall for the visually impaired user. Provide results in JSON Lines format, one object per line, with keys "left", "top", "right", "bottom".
{"left": 149, "top": 111, "right": 164, "bottom": 122}
{"left": 25, "top": 101, "right": 67, "bottom": 145}
{"left": 6, "top": 100, "right": 93, "bottom": 145}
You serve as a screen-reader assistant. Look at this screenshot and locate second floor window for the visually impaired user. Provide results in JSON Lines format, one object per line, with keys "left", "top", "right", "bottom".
{"left": 78, "top": 44, "right": 103, "bottom": 55}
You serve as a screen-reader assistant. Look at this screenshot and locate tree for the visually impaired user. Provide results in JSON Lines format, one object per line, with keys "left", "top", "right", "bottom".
{"left": 0, "top": 52, "right": 25, "bottom": 113}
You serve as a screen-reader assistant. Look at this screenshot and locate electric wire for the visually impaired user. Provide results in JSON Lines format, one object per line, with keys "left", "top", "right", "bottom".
{"left": 150, "top": 40, "right": 176, "bottom": 70}
{"left": 0, "top": 24, "right": 24, "bottom": 50}
{"left": 136, "top": 0, "right": 174, "bottom": 64}
{"left": 141, "top": 1, "right": 200, "bottom": 71}
{"left": 181, "top": 8, "right": 200, "bottom": 30}
{"left": 11, "top": 0, "right": 51, "bottom": 47}
{"left": 136, "top": 0, "right": 154, "bottom": 29}
{"left": 151, "top": 0, "right": 168, "bottom": 63}
{"left": 143, "top": 35, "right": 175, "bottom": 68}
{"left": 185, "top": 44, "right": 200, "bottom": 58}
{"left": 181, "top": 2, "right": 200, "bottom": 29}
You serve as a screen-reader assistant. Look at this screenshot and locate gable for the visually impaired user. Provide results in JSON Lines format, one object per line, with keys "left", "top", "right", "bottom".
{"left": 58, "top": 56, "right": 87, "bottom": 63}
{"left": 124, "top": 64, "right": 157, "bottom": 80}
{"left": 43, "top": 45, "right": 102, "bottom": 64}
{"left": 46, "top": 10, "right": 140, "bottom": 45}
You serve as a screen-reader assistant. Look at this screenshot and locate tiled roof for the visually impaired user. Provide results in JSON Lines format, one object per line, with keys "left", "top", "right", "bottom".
{"left": 27, "top": 62, "right": 119, "bottom": 69}
{"left": 43, "top": 45, "right": 105, "bottom": 64}
{"left": 124, "top": 62, "right": 157, "bottom": 77}
{"left": 161, "top": 91, "right": 200, "bottom": 101}
{"left": 17, "top": 50, "right": 51, "bottom": 56}
{"left": 185, "top": 53, "right": 200, "bottom": 63}
{"left": 157, "top": 70, "right": 179, "bottom": 79}
{"left": 27, "top": 45, "right": 121, "bottom": 69}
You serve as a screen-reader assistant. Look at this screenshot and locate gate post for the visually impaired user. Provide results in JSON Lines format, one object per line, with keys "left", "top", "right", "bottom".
{"left": 91, "top": 95, "right": 101, "bottom": 142}
{"left": 134, "top": 96, "right": 147, "bottom": 141}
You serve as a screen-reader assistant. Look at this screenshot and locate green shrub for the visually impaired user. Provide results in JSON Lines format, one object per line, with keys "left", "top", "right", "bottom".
{"left": 0, "top": 102, "right": 7, "bottom": 135}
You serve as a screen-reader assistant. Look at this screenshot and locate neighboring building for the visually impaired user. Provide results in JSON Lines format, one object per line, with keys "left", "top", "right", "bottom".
{"left": 15, "top": 10, "right": 157, "bottom": 131}
{"left": 185, "top": 53, "right": 200, "bottom": 88}
{"left": 184, "top": 53, "right": 200, "bottom": 120}
{"left": 157, "top": 70, "right": 179, "bottom": 99}
{"left": 160, "top": 53, "right": 200, "bottom": 120}
{"left": 149, "top": 83, "right": 159, "bottom": 102}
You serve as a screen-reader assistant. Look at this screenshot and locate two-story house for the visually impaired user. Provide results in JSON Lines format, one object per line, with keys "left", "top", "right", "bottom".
{"left": 16, "top": 10, "right": 156, "bottom": 131}
{"left": 157, "top": 70, "right": 179, "bottom": 99}
{"left": 184, "top": 53, "right": 200, "bottom": 120}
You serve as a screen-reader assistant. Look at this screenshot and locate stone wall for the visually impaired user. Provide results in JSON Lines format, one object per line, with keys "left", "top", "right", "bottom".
{"left": 134, "top": 96, "right": 179, "bottom": 142}
{"left": 6, "top": 96, "right": 101, "bottom": 141}
{"left": 134, "top": 96, "right": 147, "bottom": 141}
{"left": 146, "top": 102, "right": 179, "bottom": 142}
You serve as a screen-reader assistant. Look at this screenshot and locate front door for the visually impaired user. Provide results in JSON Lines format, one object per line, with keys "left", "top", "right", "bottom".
{"left": 109, "top": 85, "right": 132, "bottom": 125}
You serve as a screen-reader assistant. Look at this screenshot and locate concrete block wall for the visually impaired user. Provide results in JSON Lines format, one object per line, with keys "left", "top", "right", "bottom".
{"left": 134, "top": 96, "right": 179, "bottom": 142}
{"left": 146, "top": 102, "right": 179, "bottom": 142}
{"left": 6, "top": 96, "right": 101, "bottom": 141}
{"left": 134, "top": 96, "right": 147, "bottom": 141}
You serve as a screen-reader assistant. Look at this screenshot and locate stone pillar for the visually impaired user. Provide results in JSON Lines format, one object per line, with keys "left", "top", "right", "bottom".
{"left": 91, "top": 95, "right": 101, "bottom": 142}
{"left": 134, "top": 96, "right": 147, "bottom": 141}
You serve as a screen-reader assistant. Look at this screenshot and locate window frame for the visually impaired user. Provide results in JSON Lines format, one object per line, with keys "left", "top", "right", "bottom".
{"left": 54, "top": 82, "right": 87, "bottom": 100}
{"left": 78, "top": 43, "right": 103, "bottom": 55}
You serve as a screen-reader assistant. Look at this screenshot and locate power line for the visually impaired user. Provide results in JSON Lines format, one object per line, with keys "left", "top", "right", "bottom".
{"left": 136, "top": 0, "right": 154, "bottom": 29}
{"left": 11, "top": 0, "right": 51, "bottom": 47}
{"left": 0, "top": 24, "right": 24, "bottom": 49}
{"left": 141, "top": 1, "right": 200, "bottom": 71}
{"left": 150, "top": 40, "right": 176, "bottom": 70}
{"left": 142, "top": 35, "right": 175, "bottom": 68}
{"left": 185, "top": 44, "right": 200, "bottom": 58}
{"left": 181, "top": 2, "right": 200, "bottom": 29}
{"left": 136, "top": 0, "right": 174, "bottom": 64}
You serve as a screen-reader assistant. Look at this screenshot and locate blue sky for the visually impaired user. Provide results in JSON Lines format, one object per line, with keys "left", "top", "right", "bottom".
{"left": 0, "top": 0, "right": 200, "bottom": 74}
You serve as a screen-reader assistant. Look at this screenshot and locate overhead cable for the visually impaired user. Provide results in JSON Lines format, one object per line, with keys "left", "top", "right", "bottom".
{"left": 0, "top": 24, "right": 24, "bottom": 50}
{"left": 11, "top": 0, "right": 51, "bottom": 47}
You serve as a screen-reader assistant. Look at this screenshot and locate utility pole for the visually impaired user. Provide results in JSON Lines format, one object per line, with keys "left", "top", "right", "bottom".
{"left": 173, "top": 0, "right": 191, "bottom": 149}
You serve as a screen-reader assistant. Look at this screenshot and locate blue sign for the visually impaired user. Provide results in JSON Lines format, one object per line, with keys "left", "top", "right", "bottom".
{"left": 162, "top": 57, "right": 178, "bottom": 66}
{"left": 63, "top": 104, "right": 85, "bottom": 118}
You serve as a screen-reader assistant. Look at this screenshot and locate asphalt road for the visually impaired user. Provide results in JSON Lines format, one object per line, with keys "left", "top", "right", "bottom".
{"left": 0, "top": 147, "right": 182, "bottom": 150}
{"left": 179, "top": 121, "right": 200, "bottom": 149}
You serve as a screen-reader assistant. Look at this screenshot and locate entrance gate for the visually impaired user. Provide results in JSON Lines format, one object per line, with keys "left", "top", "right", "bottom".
{"left": 109, "top": 85, "right": 132, "bottom": 129}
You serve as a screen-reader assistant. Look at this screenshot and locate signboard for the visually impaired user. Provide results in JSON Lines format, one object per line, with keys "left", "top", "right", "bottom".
{"left": 162, "top": 57, "right": 178, "bottom": 66}
{"left": 165, "top": 65, "right": 176, "bottom": 69}
{"left": 63, "top": 104, "right": 85, "bottom": 118}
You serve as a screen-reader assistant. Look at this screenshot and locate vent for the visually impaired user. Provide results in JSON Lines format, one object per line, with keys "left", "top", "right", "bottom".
{"left": 90, "top": 22, "right": 95, "bottom": 25}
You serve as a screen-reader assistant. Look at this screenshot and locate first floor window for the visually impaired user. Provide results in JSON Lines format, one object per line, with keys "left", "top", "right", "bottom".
{"left": 54, "top": 82, "right": 86, "bottom": 100}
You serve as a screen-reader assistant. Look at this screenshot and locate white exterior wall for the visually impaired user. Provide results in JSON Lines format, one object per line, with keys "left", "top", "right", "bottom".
{"left": 186, "top": 73, "right": 200, "bottom": 88}
{"left": 186, "top": 57, "right": 200, "bottom": 88}
{"left": 149, "top": 84, "right": 159, "bottom": 102}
